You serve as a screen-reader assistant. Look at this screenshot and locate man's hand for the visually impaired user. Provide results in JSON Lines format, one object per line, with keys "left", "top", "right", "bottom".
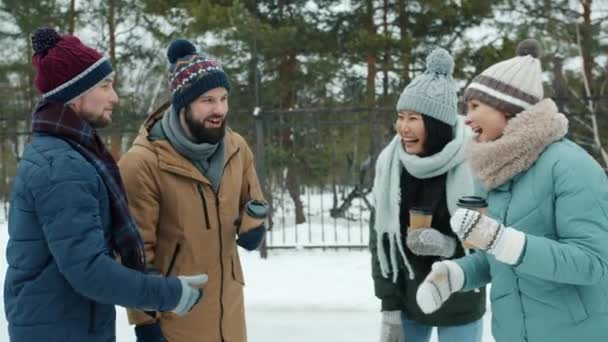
{"left": 171, "top": 274, "right": 208, "bottom": 316}
{"left": 236, "top": 200, "right": 268, "bottom": 250}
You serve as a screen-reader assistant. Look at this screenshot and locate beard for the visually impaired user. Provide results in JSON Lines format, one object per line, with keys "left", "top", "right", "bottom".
{"left": 81, "top": 110, "right": 111, "bottom": 128}
{"left": 184, "top": 109, "right": 226, "bottom": 144}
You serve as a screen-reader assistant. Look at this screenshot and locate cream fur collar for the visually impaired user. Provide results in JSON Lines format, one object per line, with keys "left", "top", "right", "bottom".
{"left": 467, "top": 99, "right": 569, "bottom": 190}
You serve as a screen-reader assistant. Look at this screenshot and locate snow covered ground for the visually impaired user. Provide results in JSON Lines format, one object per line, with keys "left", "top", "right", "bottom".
{"left": 0, "top": 212, "right": 495, "bottom": 341}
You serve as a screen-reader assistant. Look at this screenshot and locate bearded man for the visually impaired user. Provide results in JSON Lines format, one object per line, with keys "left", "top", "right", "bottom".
{"left": 119, "top": 39, "right": 267, "bottom": 342}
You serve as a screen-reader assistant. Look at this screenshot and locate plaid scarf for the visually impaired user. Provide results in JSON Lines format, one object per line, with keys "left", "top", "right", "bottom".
{"left": 31, "top": 100, "right": 145, "bottom": 271}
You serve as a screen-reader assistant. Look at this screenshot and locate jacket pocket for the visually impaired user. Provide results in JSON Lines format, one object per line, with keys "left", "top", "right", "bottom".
{"left": 563, "top": 287, "right": 588, "bottom": 323}
{"left": 197, "top": 184, "right": 212, "bottom": 230}
{"left": 231, "top": 252, "right": 245, "bottom": 286}
{"left": 165, "top": 243, "right": 181, "bottom": 277}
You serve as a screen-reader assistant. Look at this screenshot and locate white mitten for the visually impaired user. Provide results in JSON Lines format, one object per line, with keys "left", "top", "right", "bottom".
{"left": 450, "top": 208, "right": 526, "bottom": 265}
{"left": 416, "top": 260, "right": 464, "bottom": 314}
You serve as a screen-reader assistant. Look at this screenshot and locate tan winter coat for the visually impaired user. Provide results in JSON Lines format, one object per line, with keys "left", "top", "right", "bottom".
{"left": 118, "top": 107, "right": 265, "bottom": 342}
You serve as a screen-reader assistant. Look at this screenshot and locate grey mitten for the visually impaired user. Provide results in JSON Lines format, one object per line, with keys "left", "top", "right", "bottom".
{"left": 406, "top": 228, "right": 457, "bottom": 258}
{"left": 172, "top": 274, "right": 208, "bottom": 316}
{"left": 379, "top": 311, "right": 404, "bottom": 342}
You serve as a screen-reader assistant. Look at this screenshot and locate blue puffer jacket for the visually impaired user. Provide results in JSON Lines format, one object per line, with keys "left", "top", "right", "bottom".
{"left": 4, "top": 134, "right": 182, "bottom": 342}
{"left": 457, "top": 130, "right": 608, "bottom": 341}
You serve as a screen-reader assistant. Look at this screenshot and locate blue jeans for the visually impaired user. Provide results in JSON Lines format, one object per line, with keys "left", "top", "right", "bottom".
{"left": 401, "top": 312, "right": 483, "bottom": 342}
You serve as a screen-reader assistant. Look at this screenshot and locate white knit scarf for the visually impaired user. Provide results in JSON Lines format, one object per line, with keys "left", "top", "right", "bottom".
{"left": 372, "top": 117, "right": 472, "bottom": 281}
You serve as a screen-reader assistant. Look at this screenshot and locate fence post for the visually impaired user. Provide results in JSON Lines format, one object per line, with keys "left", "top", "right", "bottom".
{"left": 253, "top": 107, "right": 269, "bottom": 259}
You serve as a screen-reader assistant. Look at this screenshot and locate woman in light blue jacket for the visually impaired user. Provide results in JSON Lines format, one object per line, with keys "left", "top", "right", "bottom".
{"left": 415, "top": 39, "right": 608, "bottom": 342}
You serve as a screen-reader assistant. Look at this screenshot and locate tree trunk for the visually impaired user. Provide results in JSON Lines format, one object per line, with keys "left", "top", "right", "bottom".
{"left": 551, "top": 56, "right": 567, "bottom": 111}
{"left": 286, "top": 166, "right": 305, "bottom": 224}
{"left": 68, "top": 0, "right": 77, "bottom": 34}
{"left": 574, "top": 1, "right": 608, "bottom": 167}
{"left": 107, "top": 0, "right": 122, "bottom": 161}
{"left": 365, "top": 0, "right": 377, "bottom": 106}
{"left": 277, "top": 1, "right": 305, "bottom": 224}
{"left": 381, "top": 0, "right": 390, "bottom": 98}
{"left": 396, "top": 0, "right": 411, "bottom": 85}
{"left": 280, "top": 52, "right": 305, "bottom": 224}
{"left": 581, "top": 0, "right": 594, "bottom": 96}
{"left": 25, "top": 35, "right": 36, "bottom": 124}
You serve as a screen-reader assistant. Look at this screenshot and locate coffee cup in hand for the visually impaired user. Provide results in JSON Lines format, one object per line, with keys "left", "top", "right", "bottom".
{"left": 456, "top": 196, "right": 488, "bottom": 248}
{"left": 409, "top": 207, "right": 433, "bottom": 233}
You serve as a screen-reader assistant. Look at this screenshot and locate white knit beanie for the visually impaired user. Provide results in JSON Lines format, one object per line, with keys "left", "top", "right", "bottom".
{"left": 464, "top": 39, "right": 543, "bottom": 116}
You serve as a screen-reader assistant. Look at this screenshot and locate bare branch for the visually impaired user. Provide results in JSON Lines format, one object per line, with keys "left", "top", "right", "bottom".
{"left": 575, "top": 22, "right": 593, "bottom": 112}
{"left": 571, "top": 115, "right": 594, "bottom": 133}
{"left": 573, "top": 8, "right": 608, "bottom": 166}
{"left": 571, "top": 133, "right": 598, "bottom": 147}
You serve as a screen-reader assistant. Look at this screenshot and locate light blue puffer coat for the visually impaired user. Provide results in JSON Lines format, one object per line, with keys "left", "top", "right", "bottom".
{"left": 455, "top": 100, "right": 608, "bottom": 342}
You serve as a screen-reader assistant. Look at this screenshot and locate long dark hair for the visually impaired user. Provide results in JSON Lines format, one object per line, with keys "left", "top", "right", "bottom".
{"left": 421, "top": 114, "right": 454, "bottom": 157}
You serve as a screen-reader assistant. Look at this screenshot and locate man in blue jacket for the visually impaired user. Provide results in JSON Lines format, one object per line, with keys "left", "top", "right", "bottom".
{"left": 3, "top": 27, "right": 207, "bottom": 342}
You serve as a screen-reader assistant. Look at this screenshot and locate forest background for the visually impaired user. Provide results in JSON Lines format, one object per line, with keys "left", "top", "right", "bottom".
{"left": 0, "top": 0, "right": 606, "bottom": 229}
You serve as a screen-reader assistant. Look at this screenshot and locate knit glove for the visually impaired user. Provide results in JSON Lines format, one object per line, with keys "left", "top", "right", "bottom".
{"left": 450, "top": 208, "right": 526, "bottom": 265}
{"left": 172, "top": 274, "right": 208, "bottom": 316}
{"left": 379, "top": 310, "right": 404, "bottom": 342}
{"left": 135, "top": 322, "right": 165, "bottom": 342}
{"left": 237, "top": 200, "right": 268, "bottom": 251}
{"left": 237, "top": 226, "right": 266, "bottom": 251}
{"left": 416, "top": 260, "right": 464, "bottom": 314}
{"left": 406, "top": 228, "right": 457, "bottom": 258}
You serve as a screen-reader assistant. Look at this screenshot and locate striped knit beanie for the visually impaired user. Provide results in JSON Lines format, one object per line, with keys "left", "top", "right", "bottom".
{"left": 31, "top": 27, "right": 114, "bottom": 104}
{"left": 167, "top": 39, "right": 231, "bottom": 114}
{"left": 464, "top": 39, "right": 543, "bottom": 116}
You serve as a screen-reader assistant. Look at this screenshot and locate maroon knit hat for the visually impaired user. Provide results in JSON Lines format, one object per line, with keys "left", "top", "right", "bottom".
{"left": 31, "top": 27, "right": 114, "bottom": 103}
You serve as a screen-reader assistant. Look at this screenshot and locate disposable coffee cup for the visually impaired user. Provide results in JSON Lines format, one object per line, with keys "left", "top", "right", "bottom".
{"left": 456, "top": 196, "right": 488, "bottom": 248}
{"left": 456, "top": 196, "right": 488, "bottom": 215}
{"left": 408, "top": 207, "right": 433, "bottom": 232}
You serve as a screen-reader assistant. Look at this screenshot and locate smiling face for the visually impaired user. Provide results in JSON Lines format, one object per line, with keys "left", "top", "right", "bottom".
{"left": 180, "top": 87, "right": 229, "bottom": 144}
{"left": 395, "top": 111, "right": 426, "bottom": 155}
{"left": 465, "top": 99, "right": 509, "bottom": 142}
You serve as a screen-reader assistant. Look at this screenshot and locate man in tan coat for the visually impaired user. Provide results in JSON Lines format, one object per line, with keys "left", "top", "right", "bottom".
{"left": 119, "top": 39, "right": 267, "bottom": 342}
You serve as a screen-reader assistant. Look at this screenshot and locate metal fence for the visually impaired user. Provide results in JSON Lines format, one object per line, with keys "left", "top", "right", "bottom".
{"left": 249, "top": 107, "right": 395, "bottom": 251}
{"left": 0, "top": 104, "right": 397, "bottom": 251}
{"left": 2, "top": 97, "right": 607, "bottom": 252}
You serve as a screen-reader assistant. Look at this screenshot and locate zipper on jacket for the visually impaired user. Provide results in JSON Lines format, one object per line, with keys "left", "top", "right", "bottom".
{"left": 215, "top": 193, "right": 226, "bottom": 342}
{"left": 213, "top": 147, "right": 240, "bottom": 342}
{"left": 502, "top": 181, "right": 514, "bottom": 224}
{"left": 165, "top": 243, "right": 181, "bottom": 276}
{"left": 88, "top": 301, "right": 95, "bottom": 333}
{"left": 197, "top": 184, "right": 212, "bottom": 230}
